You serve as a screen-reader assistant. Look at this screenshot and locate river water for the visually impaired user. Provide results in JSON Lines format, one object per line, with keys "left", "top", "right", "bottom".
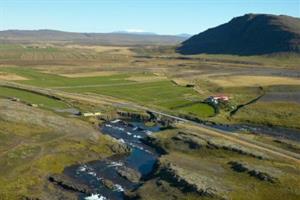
{"left": 61, "top": 118, "right": 300, "bottom": 200}
{"left": 210, "top": 123, "right": 300, "bottom": 141}
{"left": 63, "top": 119, "right": 161, "bottom": 200}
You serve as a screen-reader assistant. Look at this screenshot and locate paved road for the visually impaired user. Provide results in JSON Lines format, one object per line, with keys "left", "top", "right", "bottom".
{"left": 56, "top": 91, "right": 300, "bottom": 163}
{"left": 1, "top": 81, "right": 300, "bottom": 164}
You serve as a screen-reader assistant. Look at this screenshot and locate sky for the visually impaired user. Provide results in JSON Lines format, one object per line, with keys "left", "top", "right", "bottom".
{"left": 0, "top": 0, "right": 299, "bottom": 35}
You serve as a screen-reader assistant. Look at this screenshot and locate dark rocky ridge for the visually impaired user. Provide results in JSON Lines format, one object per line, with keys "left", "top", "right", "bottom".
{"left": 178, "top": 14, "right": 300, "bottom": 55}
{"left": 228, "top": 161, "right": 278, "bottom": 183}
{"left": 48, "top": 174, "right": 93, "bottom": 195}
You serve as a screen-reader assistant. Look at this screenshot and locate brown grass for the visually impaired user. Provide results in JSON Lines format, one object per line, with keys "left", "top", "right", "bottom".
{"left": 65, "top": 45, "right": 135, "bottom": 55}
{"left": 0, "top": 72, "right": 28, "bottom": 81}
{"left": 209, "top": 75, "right": 300, "bottom": 87}
{"left": 60, "top": 71, "right": 121, "bottom": 77}
{"left": 126, "top": 75, "right": 167, "bottom": 82}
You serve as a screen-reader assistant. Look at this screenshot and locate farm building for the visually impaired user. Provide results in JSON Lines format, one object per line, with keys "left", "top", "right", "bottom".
{"left": 82, "top": 112, "right": 101, "bottom": 117}
{"left": 205, "top": 95, "right": 229, "bottom": 104}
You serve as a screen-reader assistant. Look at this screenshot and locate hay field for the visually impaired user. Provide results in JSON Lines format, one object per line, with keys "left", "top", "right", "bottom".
{"left": 209, "top": 75, "right": 300, "bottom": 87}
{"left": 0, "top": 72, "right": 28, "bottom": 80}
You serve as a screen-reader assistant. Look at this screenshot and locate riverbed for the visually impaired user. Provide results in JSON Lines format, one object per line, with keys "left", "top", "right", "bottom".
{"left": 63, "top": 119, "right": 161, "bottom": 200}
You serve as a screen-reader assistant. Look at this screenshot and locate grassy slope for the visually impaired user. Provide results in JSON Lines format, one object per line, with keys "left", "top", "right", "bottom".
{"left": 233, "top": 101, "right": 300, "bottom": 129}
{"left": 0, "top": 100, "right": 119, "bottom": 199}
{"left": 136, "top": 129, "right": 300, "bottom": 200}
{"left": 0, "top": 86, "right": 69, "bottom": 109}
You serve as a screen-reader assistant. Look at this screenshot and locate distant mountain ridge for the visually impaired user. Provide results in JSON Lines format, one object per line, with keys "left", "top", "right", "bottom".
{"left": 177, "top": 14, "right": 300, "bottom": 55}
{"left": 0, "top": 29, "right": 186, "bottom": 46}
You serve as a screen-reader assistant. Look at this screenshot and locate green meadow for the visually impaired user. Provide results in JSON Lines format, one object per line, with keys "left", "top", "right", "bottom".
{"left": 0, "top": 67, "right": 215, "bottom": 118}
{"left": 0, "top": 86, "right": 69, "bottom": 109}
{"left": 64, "top": 80, "right": 215, "bottom": 117}
{"left": 1, "top": 67, "right": 132, "bottom": 87}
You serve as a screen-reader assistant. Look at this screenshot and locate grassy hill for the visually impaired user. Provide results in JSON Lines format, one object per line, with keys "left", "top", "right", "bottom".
{"left": 177, "top": 14, "right": 300, "bottom": 55}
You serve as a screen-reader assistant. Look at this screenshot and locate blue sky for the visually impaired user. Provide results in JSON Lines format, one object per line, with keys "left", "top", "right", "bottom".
{"left": 0, "top": 0, "right": 299, "bottom": 35}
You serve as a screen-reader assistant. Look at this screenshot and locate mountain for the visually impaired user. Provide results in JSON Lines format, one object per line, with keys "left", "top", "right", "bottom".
{"left": 0, "top": 29, "right": 186, "bottom": 46}
{"left": 177, "top": 14, "right": 300, "bottom": 55}
{"left": 176, "top": 33, "right": 192, "bottom": 38}
{"left": 112, "top": 30, "right": 158, "bottom": 35}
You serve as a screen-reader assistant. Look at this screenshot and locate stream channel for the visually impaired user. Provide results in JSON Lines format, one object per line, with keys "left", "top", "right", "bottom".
{"left": 63, "top": 119, "right": 161, "bottom": 200}
{"left": 61, "top": 117, "right": 300, "bottom": 200}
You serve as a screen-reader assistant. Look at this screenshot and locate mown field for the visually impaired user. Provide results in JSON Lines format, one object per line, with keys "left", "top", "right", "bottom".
{"left": 0, "top": 67, "right": 215, "bottom": 118}
{"left": 1, "top": 67, "right": 133, "bottom": 87}
{"left": 1, "top": 43, "right": 300, "bottom": 127}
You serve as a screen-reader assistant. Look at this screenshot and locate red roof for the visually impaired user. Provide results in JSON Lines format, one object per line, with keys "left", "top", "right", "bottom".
{"left": 212, "top": 95, "right": 229, "bottom": 101}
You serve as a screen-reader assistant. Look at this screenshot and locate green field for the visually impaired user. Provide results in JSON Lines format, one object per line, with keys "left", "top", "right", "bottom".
{"left": 64, "top": 80, "right": 215, "bottom": 117}
{"left": 1, "top": 67, "right": 132, "bottom": 87}
{"left": 1, "top": 67, "right": 215, "bottom": 118}
{"left": 0, "top": 86, "right": 69, "bottom": 109}
{"left": 233, "top": 101, "right": 300, "bottom": 129}
{"left": 176, "top": 103, "right": 216, "bottom": 118}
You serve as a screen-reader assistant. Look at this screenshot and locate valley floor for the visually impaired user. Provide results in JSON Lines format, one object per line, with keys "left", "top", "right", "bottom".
{"left": 0, "top": 43, "right": 299, "bottom": 199}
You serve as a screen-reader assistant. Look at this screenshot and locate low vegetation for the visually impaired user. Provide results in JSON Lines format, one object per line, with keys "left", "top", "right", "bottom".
{"left": 0, "top": 86, "right": 69, "bottom": 109}
{"left": 136, "top": 129, "right": 300, "bottom": 200}
{"left": 0, "top": 41, "right": 299, "bottom": 200}
{"left": 0, "top": 99, "right": 126, "bottom": 199}
{"left": 232, "top": 101, "right": 300, "bottom": 129}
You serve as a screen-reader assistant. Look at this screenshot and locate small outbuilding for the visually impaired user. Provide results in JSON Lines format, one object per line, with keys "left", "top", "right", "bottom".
{"left": 82, "top": 112, "right": 101, "bottom": 117}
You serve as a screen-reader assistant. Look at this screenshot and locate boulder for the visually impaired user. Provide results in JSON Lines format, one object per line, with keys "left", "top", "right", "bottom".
{"left": 116, "top": 166, "right": 141, "bottom": 183}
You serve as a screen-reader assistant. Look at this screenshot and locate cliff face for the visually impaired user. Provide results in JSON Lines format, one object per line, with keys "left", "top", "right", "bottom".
{"left": 177, "top": 14, "right": 300, "bottom": 55}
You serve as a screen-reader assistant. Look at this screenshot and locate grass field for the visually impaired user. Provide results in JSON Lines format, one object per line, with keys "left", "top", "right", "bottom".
{"left": 232, "top": 101, "right": 300, "bottom": 129}
{"left": 0, "top": 42, "right": 300, "bottom": 200}
{"left": 176, "top": 103, "right": 216, "bottom": 118}
{"left": 0, "top": 67, "right": 216, "bottom": 118}
{"left": 0, "top": 86, "right": 69, "bottom": 109}
{"left": 1, "top": 67, "right": 133, "bottom": 87}
{"left": 64, "top": 80, "right": 215, "bottom": 117}
{"left": 209, "top": 75, "right": 300, "bottom": 87}
{"left": 1, "top": 44, "right": 300, "bottom": 125}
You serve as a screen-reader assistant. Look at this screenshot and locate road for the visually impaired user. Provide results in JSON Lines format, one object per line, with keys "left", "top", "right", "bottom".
{"left": 51, "top": 90, "right": 300, "bottom": 164}
{"left": 1, "top": 81, "right": 300, "bottom": 164}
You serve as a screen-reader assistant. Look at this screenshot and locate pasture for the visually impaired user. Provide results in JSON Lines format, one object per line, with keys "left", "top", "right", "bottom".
{"left": 1, "top": 43, "right": 300, "bottom": 125}
{"left": 0, "top": 67, "right": 215, "bottom": 118}
{"left": 0, "top": 86, "right": 69, "bottom": 109}
{"left": 64, "top": 80, "right": 215, "bottom": 117}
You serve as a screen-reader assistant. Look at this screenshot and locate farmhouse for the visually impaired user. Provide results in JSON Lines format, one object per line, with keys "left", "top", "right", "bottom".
{"left": 205, "top": 95, "right": 229, "bottom": 104}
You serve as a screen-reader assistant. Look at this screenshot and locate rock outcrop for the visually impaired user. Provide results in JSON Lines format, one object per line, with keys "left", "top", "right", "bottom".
{"left": 157, "top": 163, "right": 217, "bottom": 197}
{"left": 48, "top": 174, "right": 93, "bottom": 194}
{"left": 228, "top": 161, "right": 278, "bottom": 183}
{"left": 116, "top": 166, "right": 141, "bottom": 183}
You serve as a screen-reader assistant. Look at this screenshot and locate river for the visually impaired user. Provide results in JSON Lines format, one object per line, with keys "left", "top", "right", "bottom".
{"left": 63, "top": 119, "right": 161, "bottom": 200}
